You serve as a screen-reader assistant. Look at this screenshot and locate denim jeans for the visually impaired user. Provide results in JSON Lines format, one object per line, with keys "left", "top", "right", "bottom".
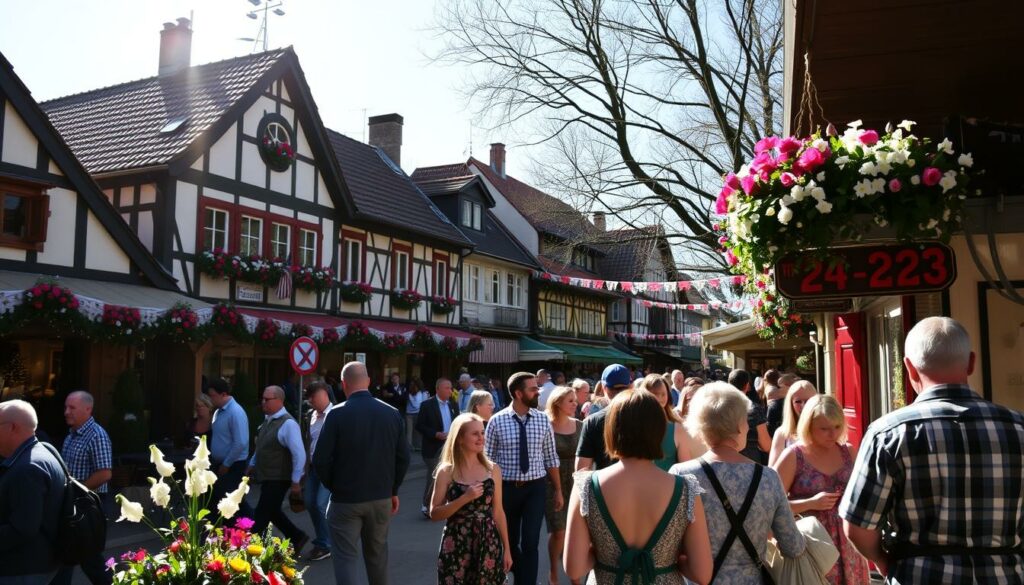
{"left": 305, "top": 467, "right": 332, "bottom": 549}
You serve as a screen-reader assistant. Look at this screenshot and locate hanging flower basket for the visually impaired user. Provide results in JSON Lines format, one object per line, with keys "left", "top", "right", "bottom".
{"left": 291, "top": 266, "right": 335, "bottom": 293}
{"left": 339, "top": 281, "right": 373, "bottom": 303}
{"left": 99, "top": 304, "right": 145, "bottom": 342}
{"left": 319, "top": 327, "right": 341, "bottom": 347}
{"left": 343, "top": 321, "right": 377, "bottom": 347}
{"left": 198, "top": 250, "right": 287, "bottom": 286}
{"left": 260, "top": 136, "right": 296, "bottom": 172}
{"left": 717, "top": 120, "right": 979, "bottom": 276}
{"left": 197, "top": 249, "right": 244, "bottom": 280}
{"left": 465, "top": 336, "right": 484, "bottom": 353}
{"left": 157, "top": 303, "right": 203, "bottom": 343}
{"left": 382, "top": 333, "right": 407, "bottom": 353}
{"left": 255, "top": 318, "right": 284, "bottom": 344}
{"left": 289, "top": 323, "right": 314, "bottom": 339}
{"left": 430, "top": 296, "right": 458, "bottom": 315}
{"left": 210, "top": 304, "right": 248, "bottom": 339}
{"left": 390, "top": 289, "right": 423, "bottom": 311}
{"left": 410, "top": 325, "right": 435, "bottom": 350}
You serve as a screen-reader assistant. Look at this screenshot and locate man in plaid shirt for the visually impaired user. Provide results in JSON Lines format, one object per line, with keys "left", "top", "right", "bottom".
{"left": 840, "top": 317, "right": 1024, "bottom": 584}
{"left": 53, "top": 390, "right": 113, "bottom": 585}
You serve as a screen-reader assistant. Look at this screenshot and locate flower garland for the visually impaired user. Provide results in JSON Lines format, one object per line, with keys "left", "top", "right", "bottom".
{"left": 382, "top": 333, "right": 407, "bottom": 352}
{"left": 410, "top": 325, "right": 434, "bottom": 350}
{"left": 319, "top": 327, "right": 341, "bottom": 347}
{"left": 430, "top": 295, "right": 458, "bottom": 315}
{"left": 99, "top": 304, "right": 143, "bottom": 343}
{"left": 339, "top": 281, "right": 373, "bottom": 303}
{"left": 289, "top": 323, "right": 314, "bottom": 339}
{"left": 254, "top": 318, "right": 282, "bottom": 344}
{"left": 390, "top": 289, "right": 423, "bottom": 311}
{"left": 156, "top": 303, "right": 202, "bottom": 343}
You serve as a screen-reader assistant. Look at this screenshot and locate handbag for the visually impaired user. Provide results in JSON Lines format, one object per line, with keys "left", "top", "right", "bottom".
{"left": 765, "top": 515, "right": 840, "bottom": 584}
{"left": 699, "top": 459, "right": 775, "bottom": 585}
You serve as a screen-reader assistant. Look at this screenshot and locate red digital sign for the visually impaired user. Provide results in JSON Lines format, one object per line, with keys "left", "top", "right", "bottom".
{"left": 774, "top": 243, "right": 956, "bottom": 299}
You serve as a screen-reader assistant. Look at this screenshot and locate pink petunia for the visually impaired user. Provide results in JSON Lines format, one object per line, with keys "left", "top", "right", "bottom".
{"left": 922, "top": 167, "right": 942, "bottom": 186}
{"left": 779, "top": 172, "right": 797, "bottom": 187}
{"left": 795, "top": 147, "right": 826, "bottom": 174}
{"left": 724, "top": 173, "right": 741, "bottom": 190}
{"left": 724, "top": 250, "right": 739, "bottom": 266}
{"left": 859, "top": 130, "right": 879, "bottom": 146}
{"left": 740, "top": 175, "right": 758, "bottom": 196}
{"left": 714, "top": 187, "right": 732, "bottom": 215}
{"left": 778, "top": 137, "right": 802, "bottom": 156}
{"left": 755, "top": 136, "right": 780, "bottom": 154}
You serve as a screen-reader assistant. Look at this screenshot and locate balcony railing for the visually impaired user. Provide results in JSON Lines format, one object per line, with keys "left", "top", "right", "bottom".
{"left": 495, "top": 307, "right": 528, "bottom": 328}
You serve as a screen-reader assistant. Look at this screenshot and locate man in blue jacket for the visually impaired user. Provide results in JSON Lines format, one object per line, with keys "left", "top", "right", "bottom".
{"left": 0, "top": 399, "right": 66, "bottom": 584}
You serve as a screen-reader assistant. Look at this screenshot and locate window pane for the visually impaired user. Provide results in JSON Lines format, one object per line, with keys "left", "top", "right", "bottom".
{"left": 436, "top": 261, "right": 447, "bottom": 295}
{"left": 396, "top": 252, "right": 409, "bottom": 289}
{"left": 473, "top": 203, "right": 482, "bottom": 230}
{"left": 240, "top": 216, "right": 262, "bottom": 256}
{"left": 271, "top": 223, "right": 290, "bottom": 259}
{"left": 203, "top": 209, "right": 228, "bottom": 251}
{"left": 345, "top": 240, "right": 361, "bottom": 281}
{"left": 299, "top": 229, "right": 316, "bottom": 266}
{"left": 462, "top": 200, "right": 472, "bottom": 227}
{"left": 2, "top": 195, "right": 28, "bottom": 238}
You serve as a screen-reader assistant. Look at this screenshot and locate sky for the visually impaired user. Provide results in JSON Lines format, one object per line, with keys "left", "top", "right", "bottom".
{"left": 0, "top": 0, "right": 532, "bottom": 177}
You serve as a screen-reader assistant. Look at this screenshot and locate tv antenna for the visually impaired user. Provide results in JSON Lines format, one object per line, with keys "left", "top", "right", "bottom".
{"left": 238, "top": 0, "right": 285, "bottom": 53}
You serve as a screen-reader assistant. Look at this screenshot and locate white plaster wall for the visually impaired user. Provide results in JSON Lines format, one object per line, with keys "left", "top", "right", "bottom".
{"left": 203, "top": 186, "right": 233, "bottom": 205}
{"left": 269, "top": 204, "right": 291, "bottom": 217}
{"left": 279, "top": 103, "right": 295, "bottom": 126}
{"left": 243, "top": 96, "right": 279, "bottom": 137}
{"left": 175, "top": 181, "right": 199, "bottom": 255}
{"left": 0, "top": 247, "right": 25, "bottom": 261}
{"left": 240, "top": 142, "right": 265, "bottom": 187}
{"left": 209, "top": 124, "right": 237, "bottom": 179}
{"left": 295, "top": 124, "right": 312, "bottom": 158}
{"left": 470, "top": 166, "right": 540, "bottom": 255}
{"left": 200, "top": 274, "right": 230, "bottom": 300}
{"left": 1, "top": 103, "right": 38, "bottom": 168}
{"left": 297, "top": 212, "right": 318, "bottom": 224}
{"left": 279, "top": 84, "right": 290, "bottom": 102}
{"left": 321, "top": 219, "right": 334, "bottom": 267}
{"left": 137, "top": 210, "right": 154, "bottom": 252}
{"left": 48, "top": 160, "right": 63, "bottom": 176}
{"left": 295, "top": 161, "right": 315, "bottom": 202}
{"left": 238, "top": 195, "right": 263, "bottom": 211}
{"left": 317, "top": 176, "right": 330, "bottom": 207}
{"left": 269, "top": 163, "right": 291, "bottom": 195}
{"left": 35, "top": 188, "right": 77, "bottom": 266}
{"left": 139, "top": 184, "right": 157, "bottom": 205}
{"left": 190, "top": 155, "right": 204, "bottom": 172}
{"left": 84, "top": 211, "right": 130, "bottom": 273}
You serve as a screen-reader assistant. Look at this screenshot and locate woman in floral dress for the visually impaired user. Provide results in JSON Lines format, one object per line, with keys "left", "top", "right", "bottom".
{"left": 774, "top": 395, "right": 870, "bottom": 585}
{"left": 430, "top": 413, "right": 513, "bottom": 584}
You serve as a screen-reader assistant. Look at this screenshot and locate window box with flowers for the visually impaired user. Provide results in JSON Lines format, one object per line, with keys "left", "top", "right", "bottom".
{"left": 339, "top": 281, "right": 373, "bottom": 304}
{"left": 430, "top": 295, "right": 458, "bottom": 315}
{"left": 390, "top": 289, "right": 423, "bottom": 311}
{"left": 198, "top": 250, "right": 287, "bottom": 286}
{"left": 291, "top": 266, "right": 335, "bottom": 293}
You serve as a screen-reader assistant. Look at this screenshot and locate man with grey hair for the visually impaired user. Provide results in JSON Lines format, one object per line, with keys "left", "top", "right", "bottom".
{"left": 247, "top": 385, "right": 309, "bottom": 555}
{"left": 315, "top": 362, "right": 410, "bottom": 585}
{"left": 0, "top": 400, "right": 66, "bottom": 582}
{"left": 840, "top": 316, "right": 1024, "bottom": 583}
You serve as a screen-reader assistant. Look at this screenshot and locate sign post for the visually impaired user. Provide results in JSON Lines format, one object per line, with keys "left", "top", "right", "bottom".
{"left": 288, "top": 336, "right": 318, "bottom": 513}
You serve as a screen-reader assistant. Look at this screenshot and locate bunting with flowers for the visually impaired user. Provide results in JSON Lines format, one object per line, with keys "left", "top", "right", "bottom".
{"left": 614, "top": 331, "right": 704, "bottom": 346}
{"left": 533, "top": 271, "right": 746, "bottom": 295}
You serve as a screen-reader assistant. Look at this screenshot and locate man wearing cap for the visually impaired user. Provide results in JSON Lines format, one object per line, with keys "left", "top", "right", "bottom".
{"left": 575, "top": 364, "right": 634, "bottom": 471}
{"left": 456, "top": 373, "right": 475, "bottom": 412}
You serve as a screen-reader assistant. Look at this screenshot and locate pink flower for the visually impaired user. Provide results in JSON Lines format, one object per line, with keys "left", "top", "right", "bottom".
{"left": 442, "top": 537, "right": 455, "bottom": 553}
{"left": 724, "top": 173, "right": 741, "bottom": 190}
{"left": 922, "top": 167, "right": 942, "bottom": 186}
{"left": 778, "top": 137, "right": 802, "bottom": 156}
{"left": 750, "top": 152, "right": 777, "bottom": 176}
{"left": 714, "top": 187, "right": 732, "bottom": 215}
{"left": 795, "top": 148, "right": 825, "bottom": 174}
{"left": 740, "top": 175, "right": 757, "bottom": 196}
{"left": 779, "top": 172, "right": 797, "bottom": 187}
{"left": 755, "top": 136, "right": 780, "bottom": 154}
{"left": 888, "top": 178, "right": 902, "bottom": 192}
{"left": 859, "top": 130, "right": 879, "bottom": 146}
{"left": 724, "top": 250, "right": 738, "bottom": 266}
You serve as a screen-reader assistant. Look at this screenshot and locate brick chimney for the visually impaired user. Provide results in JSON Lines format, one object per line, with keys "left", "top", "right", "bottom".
{"left": 593, "top": 211, "right": 606, "bottom": 231}
{"left": 489, "top": 143, "right": 506, "bottom": 178}
{"left": 158, "top": 18, "right": 192, "bottom": 77}
{"left": 368, "top": 113, "right": 404, "bottom": 167}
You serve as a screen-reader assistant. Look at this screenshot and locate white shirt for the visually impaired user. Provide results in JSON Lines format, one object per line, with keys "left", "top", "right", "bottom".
{"left": 538, "top": 381, "right": 556, "bottom": 409}
{"left": 249, "top": 408, "right": 306, "bottom": 483}
{"left": 309, "top": 403, "right": 339, "bottom": 456}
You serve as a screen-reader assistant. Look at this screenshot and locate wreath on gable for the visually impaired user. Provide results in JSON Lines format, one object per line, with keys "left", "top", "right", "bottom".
{"left": 257, "top": 113, "right": 297, "bottom": 172}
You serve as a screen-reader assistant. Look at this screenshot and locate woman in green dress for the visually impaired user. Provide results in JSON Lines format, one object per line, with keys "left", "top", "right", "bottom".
{"left": 545, "top": 385, "right": 583, "bottom": 585}
{"left": 640, "top": 375, "right": 693, "bottom": 471}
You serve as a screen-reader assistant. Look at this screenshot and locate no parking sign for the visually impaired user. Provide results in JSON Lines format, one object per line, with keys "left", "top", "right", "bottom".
{"left": 290, "top": 336, "right": 319, "bottom": 376}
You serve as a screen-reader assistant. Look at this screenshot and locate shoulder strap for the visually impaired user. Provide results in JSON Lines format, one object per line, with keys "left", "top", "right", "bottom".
{"left": 700, "top": 461, "right": 775, "bottom": 585}
{"left": 39, "top": 441, "right": 71, "bottom": 486}
{"left": 590, "top": 473, "right": 629, "bottom": 553}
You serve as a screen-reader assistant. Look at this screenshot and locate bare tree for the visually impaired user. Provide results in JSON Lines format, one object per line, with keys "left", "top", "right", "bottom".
{"left": 435, "top": 0, "right": 783, "bottom": 273}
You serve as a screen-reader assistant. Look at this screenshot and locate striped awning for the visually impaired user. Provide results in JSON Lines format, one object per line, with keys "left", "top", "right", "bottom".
{"left": 469, "top": 337, "right": 520, "bottom": 364}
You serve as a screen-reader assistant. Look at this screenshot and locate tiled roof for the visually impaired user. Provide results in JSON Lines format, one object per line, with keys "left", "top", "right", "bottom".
{"left": 326, "top": 129, "right": 472, "bottom": 247}
{"left": 537, "top": 256, "right": 598, "bottom": 279}
{"left": 40, "top": 49, "right": 288, "bottom": 174}
{"left": 468, "top": 158, "right": 604, "bottom": 247}
{"left": 409, "top": 163, "right": 471, "bottom": 183}
{"left": 597, "top": 226, "right": 663, "bottom": 282}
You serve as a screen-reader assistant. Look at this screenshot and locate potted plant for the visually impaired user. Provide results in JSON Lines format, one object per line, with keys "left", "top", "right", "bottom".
{"left": 430, "top": 295, "right": 458, "bottom": 315}
{"left": 390, "top": 289, "right": 423, "bottom": 311}
{"left": 339, "top": 281, "right": 373, "bottom": 303}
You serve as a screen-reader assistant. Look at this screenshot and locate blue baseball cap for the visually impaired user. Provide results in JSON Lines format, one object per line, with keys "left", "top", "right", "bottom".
{"left": 601, "top": 364, "right": 632, "bottom": 388}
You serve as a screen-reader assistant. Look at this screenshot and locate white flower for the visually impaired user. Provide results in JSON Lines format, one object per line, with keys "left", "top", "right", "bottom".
{"left": 115, "top": 495, "right": 145, "bottom": 523}
{"left": 847, "top": 119, "right": 864, "bottom": 129}
{"left": 185, "top": 468, "right": 218, "bottom": 497}
{"left": 737, "top": 164, "right": 750, "bottom": 179}
{"left": 958, "top": 153, "right": 974, "bottom": 168}
{"left": 765, "top": 207, "right": 776, "bottom": 217}
{"left": 218, "top": 498, "right": 240, "bottom": 520}
{"left": 859, "top": 162, "right": 879, "bottom": 176}
{"left": 897, "top": 120, "right": 916, "bottom": 131}
{"left": 835, "top": 155, "right": 850, "bottom": 168}
{"left": 790, "top": 185, "right": 807, "bottom": 202}
{"left": 938, "top": 138, "right": 954, "bottom": 155}
{"left": 939, "top": 170, "right": 958, "bottom": 193}
{"left": 891, "top": 129, "right": 904, "bottom": 141}
{"left": 815, "top": 199, "right": 834, "bottom": 214}
{"left": 911, "top": 175, "right": 921, "bottom": 185}
{"left": 816, "top": 172, "right": 826, "bottom": 182}
{"left": 872, "top": 178, "right": 887, "bottom": 193}
{"left": 217, "top": 477, "right": 251, "bottom": 519}
{"left": 907, "top": 159, "right": 916, "bottom": 168}
{"left": 810, "top": 186, "right": 826, "bottom": 201}
{"left": 926, "top": 219, "right": 939, "bottom": 230}
{"left": 188, "top": 436, "right": 211, "bottom": 473}
{"left": 148, "top": 477, "right": 171, "bottom": 508}
{"left": 854, "top": 179, "right": 873, "bottom": 198}
{"left": 812, "top": 138, "right": 829, "bottom": 152}
{"left": 781, "top": 194, "right": 795, "bottom": 205}
{"left": 778, "top": 206, "right": 794, "bottom": 225}
{"left": 149, "top": 445, "right": 175, "bottom": 478}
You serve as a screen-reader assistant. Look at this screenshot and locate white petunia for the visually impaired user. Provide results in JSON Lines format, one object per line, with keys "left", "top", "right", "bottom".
{"left": 897, "top": 120, "right": 916, "bottom": 131}
{"left": 778, "top": 206, "right": 794, "bottom": 225}
{"left": 958, "top": 153, "right": 974, "bottom": 168}
{"left": 781, "top": 194, "right": 795, "bottom": 205}
{"left": 115, "top": 495, "right": 145, "bottom": 523}
{"left": 859, "top": 162, "right": 879, "bottom": 176}
{"left": 815, "top": 199, "right": 834, "bottom": 214}
{"left": 890, "top": 149, "right": 908, "bottom": 164}
{"left": 812, "top": 138, "right": 829, "bottom": 152}
{"left": 790, "top": 185, "right": 807, "bottom": 202}
{"left": 810, "top": 187, "right": 826, "bottom": 201}
{"left": 938, "top": 138, "right": 954, "bottom": 155}
{"left": 872, "top": 178, "right": 887, "bottom": 193}
{"left": 149, "top": 445, "right": 176, "bottom": 478}
{"left": 765, "top": 207, "right": 776, "bottom": 217}
{"left": 148, "top": 477, "right": 171, "bottom": 508}
{"left": 835, "top": 155, "right": 850, "bottom": 168}
{"left": 939, "top": 170, "right": 958, "bottom": 193}
{"left": 854, "top": 179, "right": 873, "bottom": 198}
{"left": 816, "top": 172, "right": 826, "bottom": 182}
{"left": 911, "top": 175, "right": 921, "bottom": 185}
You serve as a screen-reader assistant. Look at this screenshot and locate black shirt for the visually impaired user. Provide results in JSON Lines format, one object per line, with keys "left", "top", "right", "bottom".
{"left": 766, "top": 398, "right": 784, "bottom": 437}
{"left": 741, "top": 390, "right": 768, "bottom": 464}
{"left": 576, "top": 409, "right": 615, "bottom": 470}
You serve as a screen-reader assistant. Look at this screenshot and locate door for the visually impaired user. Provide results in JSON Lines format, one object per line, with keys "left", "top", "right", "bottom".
{"left": 834, "top": 313, "right": 870, "bottom": 449}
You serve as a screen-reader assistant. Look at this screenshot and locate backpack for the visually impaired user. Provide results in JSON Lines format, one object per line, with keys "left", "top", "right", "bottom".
{"left": 42, "top": 442, "right": 108, "bottom": 564}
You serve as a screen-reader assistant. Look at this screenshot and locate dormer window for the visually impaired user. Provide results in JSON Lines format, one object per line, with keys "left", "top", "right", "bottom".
{"left": 0, "top": 179, "right": 50, "bottom": 251}
{"left": 461, "top": 199, "right": 482, "bottom": 231}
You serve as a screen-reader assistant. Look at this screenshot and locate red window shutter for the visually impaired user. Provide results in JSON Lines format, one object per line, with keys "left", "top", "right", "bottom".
{"left": 25, "top": 194, "right": 50, "bottom": 243}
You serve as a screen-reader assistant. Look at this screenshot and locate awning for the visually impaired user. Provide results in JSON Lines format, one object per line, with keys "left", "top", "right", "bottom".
{"left": 518, "top": 337, "right": 565, "bottom": 362}
{"left": 546, "top": 341, "right": 643, "bottom": 364}
{"left": 469, "top": 337, "right": 520, "bottom": 364}
{"left": 0, "top": 270, "right": 209, "bottom": 314}
{"left": 702, "top": 319, "right": 812, "bottom": 352}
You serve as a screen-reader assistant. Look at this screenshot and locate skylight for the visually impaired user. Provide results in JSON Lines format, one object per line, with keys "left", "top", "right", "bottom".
{"left": 159, "top": 117, "right": 189, "bottom": 134}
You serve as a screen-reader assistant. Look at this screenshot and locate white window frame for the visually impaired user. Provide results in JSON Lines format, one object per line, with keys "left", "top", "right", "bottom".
{"left": 395, "top": 251, "right": 410, "bottom": 290}
{"left": 486, "top": 269, "right": 501, "bottom": 304}
{"left": 465, "top": 264, "right": 481, "bottom": 302}
{"left": 344, "top": 238, "right": 362, "bottom": 282}
{"left": 271, "top": 223, "right": 291, "bottom": 260}
{"left": 203, "top": 208, "right": 229, "bottom": 251}
{"left": 435, "top": 259, "right": 448, "bottom": 296}
{"left": 550, "top": 303, "right": 568, "bottom": 332}
{"left": 472, "top": 202, "right": 482, "bottom": 230}
{"left": 611, "top": 300, "right": 620, "bottom": 321}
{"left": 240, "top": 216, "right": 263, "bottom": 256}
{"left": 299, "top": 228, "right": 317, "bottom": 266}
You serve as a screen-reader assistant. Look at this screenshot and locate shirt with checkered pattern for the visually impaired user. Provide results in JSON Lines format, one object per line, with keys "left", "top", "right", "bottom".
{"left": 61, "top": 417, "right": 113, "bottom": 494}
{"left": 838, "top": 384, "right": 1024, "bottom": 584}
{"left": 484, "top": 407, "right": 560, "bottom": 482}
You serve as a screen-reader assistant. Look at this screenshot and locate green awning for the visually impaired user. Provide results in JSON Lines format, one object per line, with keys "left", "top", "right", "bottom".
{"left": 547, "top": 342, "right": 643, "bottom": 364}
{"left": 518, "top": 337, "right": 565, "bottom": 361}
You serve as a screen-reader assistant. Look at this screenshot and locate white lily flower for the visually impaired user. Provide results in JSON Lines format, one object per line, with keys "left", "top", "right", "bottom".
{"left": 873, "top": 178, "right": 887, "bottom": 193}
{"left": 877, "top": 160, "right": 892, "bottom": 175}
{"left": 149, "top": 445, "right": 176, "bottom": 478}
{"left": 891, "top": 129, "right": 904, "bottom": 140}
{"left": 958, "top": 153, "right": 974, "bottom": 167}
{"left": 897, "top": 120, "right": 916, "bottom": 131}
{"left": 938, "top": 138, "right": 954, "bottom": 155}
{"left": 115, "top": 495, "right": 145, "bottom": 523}
{"left": 777, "top": 206, "right": 794, "bottom": 225}
{"left": 188, "top": 436, "right": 211, "bottom": 473}
{"left": 847, "top": 119, "right": 864, "bottom": 129}
{"left": 810, "top": 187, "right": 826, "bottom": 201}
{"left": 148, "top": 477, "right": 171, "bottom": 508}
{"left": 218, "top": 498, "right": 240, "bottom": 520}
{"left": 859, "top": 162, "right": 879, "bottom": 176}
{"left": 939, "top": 171, "right": 958, "bottom": 193}
{"left": 815, "top": 199, "right": 834, "bottom": 214}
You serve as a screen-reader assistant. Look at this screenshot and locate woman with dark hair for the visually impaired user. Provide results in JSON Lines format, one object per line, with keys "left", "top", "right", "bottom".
{"left": 640, "top": 374, "right": 693, "bottom": 470}
{"left": 564, "top": 390, "right": 713, "bottom": 584}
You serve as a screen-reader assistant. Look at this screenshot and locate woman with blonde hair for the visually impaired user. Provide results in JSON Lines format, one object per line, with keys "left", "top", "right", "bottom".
{"left": 774, "top": 395, "right": 868, "bottom": 584}
{"left": 640, "top": 374, "right": 695, "bottom": 470}
{"left": 430, "top": 413, "right": 513, "bottom": 583}
{"left": 565, "top": 390, "right": 713, "bottom": 584}
{"left": 186, "top": 392, "right": 213, "bottom": 447}
{"left": 467, "top": 389, "right": 496, "bottom": 422}
{"left": 544, "top": 386, "right": 583, "bottom": 585}
{"left": 676, "top": 377, "right": 705, "bottom": 419}
{"left": 581, "top": 380, "right": 609, "bottom": 418}
{"left": 766, "top": 372, "right": 799, "bottom": 436}
{"left": 767, "top": 380, "right": 817, "bottom": 466}
{"left": 671, "top": 382, "right": 805, "bottom": 583}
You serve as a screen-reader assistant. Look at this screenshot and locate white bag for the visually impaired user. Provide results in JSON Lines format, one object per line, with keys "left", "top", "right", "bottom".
{"left": 765, "top": 516, "right": 841, "bottom": 585}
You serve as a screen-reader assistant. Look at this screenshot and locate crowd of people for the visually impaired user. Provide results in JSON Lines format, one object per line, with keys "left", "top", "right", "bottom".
{"left": 3, "top": 317, "right": 1024, "bottom": 584}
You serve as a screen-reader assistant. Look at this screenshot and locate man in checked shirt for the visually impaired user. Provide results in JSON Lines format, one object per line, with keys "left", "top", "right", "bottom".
{"left": 485, "top": 371, "right": 561, "bottom": 585}
{"left": 840, "top": 317, "right": 1024, "bottom": 584}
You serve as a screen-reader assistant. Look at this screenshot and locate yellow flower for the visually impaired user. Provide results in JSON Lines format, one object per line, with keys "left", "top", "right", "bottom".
{"left": 246, "top": 544, "right": 264, "bottom": 556}
{"left": 282, "top": 565, "right": 296, "bottom": 579}
{"left": 228, "top": 557, "right": 251, "bottom": 573}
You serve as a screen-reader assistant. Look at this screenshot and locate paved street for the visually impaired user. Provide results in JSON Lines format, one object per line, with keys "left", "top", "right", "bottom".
{"left": 74, "top": 458, "right": 570, "bottom": 585}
